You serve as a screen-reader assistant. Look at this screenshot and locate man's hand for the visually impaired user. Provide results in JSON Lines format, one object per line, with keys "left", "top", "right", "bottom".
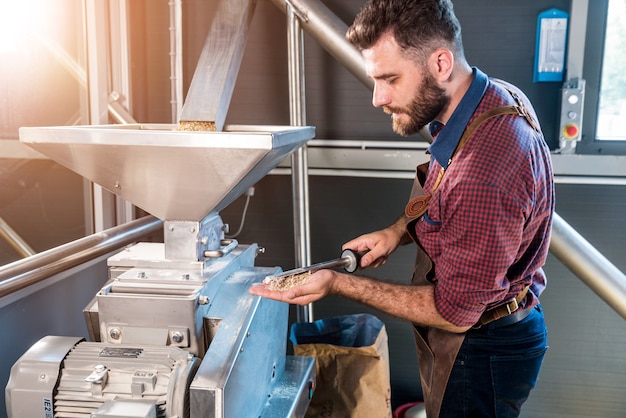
{"left": 249, "top": 269, "right": 338, "bottom": 306}
{"left": 343, "top": 217, "right": 409, "bottom": 269}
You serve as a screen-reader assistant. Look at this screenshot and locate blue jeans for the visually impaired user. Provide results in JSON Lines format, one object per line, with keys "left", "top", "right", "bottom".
{"left": 439, "top": 305, "right": 548, "bottom": 417}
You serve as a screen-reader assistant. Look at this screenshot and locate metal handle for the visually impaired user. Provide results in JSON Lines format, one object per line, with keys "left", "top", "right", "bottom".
{"left": 265, "top": 248, "right": 366, "bottom": 282}
{"left": 288, "top": 248, "right": 364, "bottom": 274}
{"left": 340, "top": 248, "right": 366, "bottom": 273}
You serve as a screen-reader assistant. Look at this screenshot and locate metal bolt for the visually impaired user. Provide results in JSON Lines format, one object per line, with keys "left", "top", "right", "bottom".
{"left": 94, "top": 364, "right": 106, "bottom": 373}
{"left": 136, "top": 271, "right": 146, "bottom": 279}
{"left": 182, "top": 274, "right": 190, "bottom": 280}
{"left": 109, "top": 328, "right": 121, "bottom": 340}
{"left": 198, "top": 295, "right": 210, "bottom": 305}
{"left": 171, "top": 331, "right": 184, "bottom": 343}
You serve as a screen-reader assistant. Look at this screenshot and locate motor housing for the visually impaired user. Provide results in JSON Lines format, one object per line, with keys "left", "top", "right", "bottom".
{"left": 6, "top": 336, "right": 199, "bottom": 418}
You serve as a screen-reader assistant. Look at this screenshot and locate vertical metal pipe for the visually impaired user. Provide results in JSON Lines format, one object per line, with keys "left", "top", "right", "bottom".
{"left": 108, "top": 0, "right": 136, "bottom": 225}
{"left": 287, "top": 3, "right": 313, "bottom": 322}
{"left": 109, "top": 0, "right": 132, "bottom": 113}
{"left": 169, "top": 0, "right": 184, "bottom": 122}
{"left": 84, "top": 0, "right": 116, "bottom": 232}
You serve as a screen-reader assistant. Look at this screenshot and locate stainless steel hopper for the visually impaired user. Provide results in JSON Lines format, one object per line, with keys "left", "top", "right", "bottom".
{"left": 20, "top": 123, "right": 314, "bottom": 261}
{"left": 19, "top": 123, "right": 313, "bottom": 222}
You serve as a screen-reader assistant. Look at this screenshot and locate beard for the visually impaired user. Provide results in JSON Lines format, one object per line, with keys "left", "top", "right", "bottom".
{"left": 383, "top": 72, "right": 449, "bottom": 137}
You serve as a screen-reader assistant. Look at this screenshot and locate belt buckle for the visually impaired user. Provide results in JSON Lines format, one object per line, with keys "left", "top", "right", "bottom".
{"left": 505, "top": 297, "right": 519, "bottom": 315}
{"left": 471, "top": 296, "right": 521, "bottom": 330}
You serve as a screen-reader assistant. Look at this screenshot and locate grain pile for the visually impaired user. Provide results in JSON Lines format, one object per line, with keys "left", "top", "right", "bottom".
{"left": 265, "top": 271, "right": 311, "bottom": 291}
{"left": 176, "top": 121, "right": 217, "bottom": 131}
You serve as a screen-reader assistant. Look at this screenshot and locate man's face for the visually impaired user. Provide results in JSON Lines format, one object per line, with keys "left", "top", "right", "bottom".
{"left": 363, "top": 33, "right": 449, "bottom": 136}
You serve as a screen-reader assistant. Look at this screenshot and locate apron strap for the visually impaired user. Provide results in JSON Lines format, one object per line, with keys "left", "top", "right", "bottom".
{"left": 404, "top": 100, "right": 539, "bottom": 224}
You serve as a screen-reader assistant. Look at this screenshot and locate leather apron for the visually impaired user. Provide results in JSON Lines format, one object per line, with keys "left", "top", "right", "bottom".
{"left": 405, "top": 169, "right": 466, "bottom": 418}
{"left": 403, "top": 101, "right": 539, "bottom": 417}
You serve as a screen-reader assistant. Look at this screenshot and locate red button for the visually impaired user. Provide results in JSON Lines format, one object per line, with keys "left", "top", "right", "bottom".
{"left": 563, "top": 123, "right": 579, "bottom": 139}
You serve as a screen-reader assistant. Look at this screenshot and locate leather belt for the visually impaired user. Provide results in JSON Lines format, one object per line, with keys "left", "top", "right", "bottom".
{"left": 473, "top": 285, "right": 530, "bottom": 329}
{"left": 488, "top": 305, "right": 533, "bottom": 328}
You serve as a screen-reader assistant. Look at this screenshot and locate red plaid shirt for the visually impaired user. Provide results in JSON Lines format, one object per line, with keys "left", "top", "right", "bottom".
{"left": 414, "top": 68, "right": 554, "bottom": 327}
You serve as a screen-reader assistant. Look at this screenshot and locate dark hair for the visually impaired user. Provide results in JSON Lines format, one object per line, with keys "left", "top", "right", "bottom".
{"left": 346, "top": 0, "right": 464, "bottom": 62}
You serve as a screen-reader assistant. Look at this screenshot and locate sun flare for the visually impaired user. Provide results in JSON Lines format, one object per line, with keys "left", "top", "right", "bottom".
{"left": 0, "top": 0, "right": 46, "bottom": 54}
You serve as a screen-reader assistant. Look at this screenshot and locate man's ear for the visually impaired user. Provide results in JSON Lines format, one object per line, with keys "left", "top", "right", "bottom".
{"left": 429, "top": 48, "right": 454, "bottom": 81}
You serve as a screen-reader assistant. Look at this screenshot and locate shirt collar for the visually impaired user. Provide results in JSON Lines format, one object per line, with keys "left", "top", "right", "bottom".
{"left": 428, "top": 67, "right": 489, "bottom": 169}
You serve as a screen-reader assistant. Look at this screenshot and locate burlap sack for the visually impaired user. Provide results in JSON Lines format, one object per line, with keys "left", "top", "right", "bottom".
{"left": 290, "top": 313, "right": 392, "bottom": 418}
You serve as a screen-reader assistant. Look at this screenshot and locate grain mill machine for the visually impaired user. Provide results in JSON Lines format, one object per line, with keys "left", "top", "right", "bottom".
{"left": 5, "top": 1, "right": 316, "bottom": 417}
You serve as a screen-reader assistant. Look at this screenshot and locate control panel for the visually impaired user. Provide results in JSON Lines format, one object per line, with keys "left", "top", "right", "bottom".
{"left": 558, "top": 77, "right": 585, "bottom": 152}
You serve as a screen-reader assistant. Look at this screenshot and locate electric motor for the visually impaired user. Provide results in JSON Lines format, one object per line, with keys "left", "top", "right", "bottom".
{"left": 6, "top": 336, "right": 199, "bottom": 418}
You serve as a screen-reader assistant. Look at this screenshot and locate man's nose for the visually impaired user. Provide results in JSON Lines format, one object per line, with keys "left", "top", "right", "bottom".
{"left": 372, "top": 83, "right": 390, "bottom": 108}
